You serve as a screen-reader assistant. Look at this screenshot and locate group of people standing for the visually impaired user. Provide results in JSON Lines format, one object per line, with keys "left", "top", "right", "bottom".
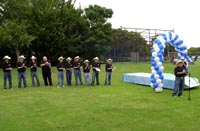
{"left": 56, "top": 56, "right": 113, "bottom": 88}
{"left": 2, "top": 55, "right": 113, "bottom": 89}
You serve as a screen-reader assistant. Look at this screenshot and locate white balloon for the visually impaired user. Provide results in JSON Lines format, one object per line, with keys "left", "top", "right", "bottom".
{"left": 158, "top": 83, "right": 163, "bottom": 88}
{"left": 157, "top": 62, "right": 162, "bottom": 66}
{"left": 161, "top": 43, "right": 166, "bottom": 48}
{"left": 151, "top": 66, "right": 154, "bottom": 70}
{"left": 152, "top": 52, "right": 157, "bottom": 57}
{"left": 150, "top": 83, "right": 154, "bottom": 88}
{"left": 155, "top": 87, "right": 163, "bottom": 93}
{"left": 154, "top": 47, "right": 160, "bottom": 52}
{"left": 157, "top": 36, "right": 165, "bottom": 44}
{"left": 153, "top": 44, "right": 158, "bottom": 49}
{"left": 155, "top": 57, "right": 160, "bottom": 62}
{"left": 152, "top": 70, "right": 157, "bottom": 74}
{"left": 160, "top": 66, "right": 164, "bottom": 71}
{"left": 157, "top": 79, "right": 162, "bottom": 84}
{"left": 155, "top": 74, "right": 159, "bottom": 79}
{"left": 182, "top": 50, "right": 188, "bottom": 54}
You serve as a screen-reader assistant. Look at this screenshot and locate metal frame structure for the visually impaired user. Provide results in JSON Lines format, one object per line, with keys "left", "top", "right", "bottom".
{"left": 120, "top": 26, "right": 174, "bottom": 46}
{"left": 120, "top": 27, "right": 174, "bottom": 62}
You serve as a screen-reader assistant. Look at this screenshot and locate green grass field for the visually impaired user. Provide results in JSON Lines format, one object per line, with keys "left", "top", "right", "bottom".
{"left": 0, "top": 62, "right": 200, "bottom": 131}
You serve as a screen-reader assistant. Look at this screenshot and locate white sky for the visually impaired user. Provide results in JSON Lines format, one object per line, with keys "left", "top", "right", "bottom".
{"left": 75, "top": 0, "right": 200, "bottom": 48}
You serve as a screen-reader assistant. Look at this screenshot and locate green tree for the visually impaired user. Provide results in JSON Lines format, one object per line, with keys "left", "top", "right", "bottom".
{"left": 0, "top": 0, "right": 114, "bottom": 63}
{"left": 83, "top": 5, "right": 113, "bottom": 59}
{"left": 29, "top": 0, "right": 88, "bottom": 61}
{"left": 188, "top": 47, "right": 200, "bottom": 55}
{"left": 0, "top": 0, "right": 35, "bottom": 58}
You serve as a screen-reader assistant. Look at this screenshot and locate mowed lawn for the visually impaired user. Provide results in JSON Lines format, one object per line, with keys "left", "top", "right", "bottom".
{"left": 0, "top": 61, "right": 200, "bottom": 131}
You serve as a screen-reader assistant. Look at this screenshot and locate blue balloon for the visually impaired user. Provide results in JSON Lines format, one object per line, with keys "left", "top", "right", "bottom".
{"left": 157, "top": 70, "right": 162, "bottom": 75}
{"left": 159, "top": 45, "right": 164, "bottom": 50}
{"left": 151, "top": 57, "right": 155, "bottom": 61}
{"left": 159, "top": 49, "right": 164, "bottom": 54}
{"left": 151, "top": 78, "right": 156, "bottom": 83}
{"left": 180, "top": 47, "right": 187, "bottom": 51}
{"left": 154, "top": 39, "right": 162, "bottom": 45}
{"left": 151, "top": 74, "right": 154, "bottom": 79}
{"left": 160, "top": 57, "right": 164, "bottom": 63}
{"left": 159, "top": 74, "right": 164, "bottom": 80}
{"left": 183, "top": 54, "right": 187, "bottom": 57}
{"left": 154, "top": 66, "right": 159, "bottom": 71}
{"left": 151, "top": 49, "right": 155, "bottom": 53}
{"left": 175, "top": 40, "right": 183, "bottom": 46}
{"left": 168, "top": 32, "right": 172, "bottom": 40}
{"left": 158, "top": 53, "right": 163, "bottom": 57}
{"left": 160, "top": 34, "right": 167, "bottom": 42}
{"left": 152, "top": 62, "right": 156, "bottom": 66}
{"left": 171, "top": 34, "right": 179, "bottom": 43}
{"left": 153, "top": 83, "right": 158, "bottom": 88}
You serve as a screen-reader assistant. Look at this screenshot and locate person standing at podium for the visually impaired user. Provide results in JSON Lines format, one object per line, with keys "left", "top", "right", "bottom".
{"left": 172, "top": 60, "right": 187, "bottom": 97}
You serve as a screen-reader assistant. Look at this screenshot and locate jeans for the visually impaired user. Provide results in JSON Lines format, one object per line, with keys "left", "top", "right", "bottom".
{"left": 74, "top": 70, "right": 82, "bottom": 85}
{"left": 58, "top": 71, "right": 64, "bottom": 86}
{"left": 3, "top": 72, "right": 12, "bottom": 89}
{"left": 18, "top": 72, "right": 27, "bottom": 88}
{"left": 92, "top": 71, "right": 99, "bottom": 85}
{"left": 66, "top": 71, "right": 72, "bottom": 86}
{"left": 105, "top": 72, "right": 112, "bottom": 85}
{"left": 84, "top": 73, "right": 91, "bottom": 85}
{"left": 173, "top": 77, "right": 185, "bottom": 96}
{"left": 31, "top": 71, "right": 40, "bottom": 86}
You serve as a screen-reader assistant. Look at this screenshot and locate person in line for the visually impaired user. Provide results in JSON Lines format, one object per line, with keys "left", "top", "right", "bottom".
{"left": 65, "top": 57, "right": 73, "bottom": 86}
{"left": 104, "top": 58, "right": 113, "bottom": 85}
{"left": 91, "top": 57, "right": 100, "bottom": 85}
{"left": 40, "top": 56, "right": 52, "bottom": 86}
{"left": 30, "top": 56, "right": 40, "bottom": 87}
{"left": 73, "top": 56, "right": 82, "bottom": 86}
{"left": 172, "top": 60, "right": 187, "bottom": 97}
{"left": 2, "top": 55, "right": 12, "bottom": 89}
{"left": 57, "top": 56, "right": 65, "bottom": 88}
{"left": 83, "top": 60, "right": 91, "bottom": 85}
{"left": 17, "top": 55, "right": 27, "bottom": 88}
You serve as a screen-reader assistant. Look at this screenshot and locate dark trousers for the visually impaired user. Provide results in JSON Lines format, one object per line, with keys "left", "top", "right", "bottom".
{"left": 66, "top": 71, "right": 72, "bottom": 86}
{"left": 3, "top": 72, "right": 12, "bottom": 89}
{"left": 42, "top": 70, "right": 52, "bottom": 86}
{"left": 92, "top": 71, "right": 99, "bottom": 85}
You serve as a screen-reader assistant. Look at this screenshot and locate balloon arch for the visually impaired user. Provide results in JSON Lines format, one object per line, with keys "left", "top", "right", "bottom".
{"left": 150, "top": 32, "right": 190, "bottom": 92}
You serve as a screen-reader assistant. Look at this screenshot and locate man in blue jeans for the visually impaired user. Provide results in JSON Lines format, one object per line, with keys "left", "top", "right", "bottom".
{"left": 17, "top": 55, "right": 27, "bottom": 88}
{"left": 2, "top": 55, "right": 12, "bottom": 89}
{"left": 65, "top": 57, "right": 73, "bottom": 86}
{"left": 30, "top": 56, "right": 40, "bottom": 87}
{"left": 57, "top": 56, "right": 65, "bottom": 88}
{"left": 91, "top": 57, "right": 100, "bottom": 85}
{"left": 104, "top": 58, "right": 113, "bottom": 85}
{"left": 73, "top": 56, "right": 82, "bottom": 86}
{"left": 172, "top": 60, "right": 187, "bottom": 97}
{"left": 83, "top": 60, "right": 91, "bottom": 85}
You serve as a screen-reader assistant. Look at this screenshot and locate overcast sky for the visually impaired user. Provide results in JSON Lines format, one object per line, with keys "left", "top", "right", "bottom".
{"left": 75, "top": 0, "right": 200, "bottom": 48}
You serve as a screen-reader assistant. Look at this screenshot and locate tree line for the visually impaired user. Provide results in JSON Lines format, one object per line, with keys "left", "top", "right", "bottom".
{"left": 0, "top": 0, "right": 148, "bottom": 65}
